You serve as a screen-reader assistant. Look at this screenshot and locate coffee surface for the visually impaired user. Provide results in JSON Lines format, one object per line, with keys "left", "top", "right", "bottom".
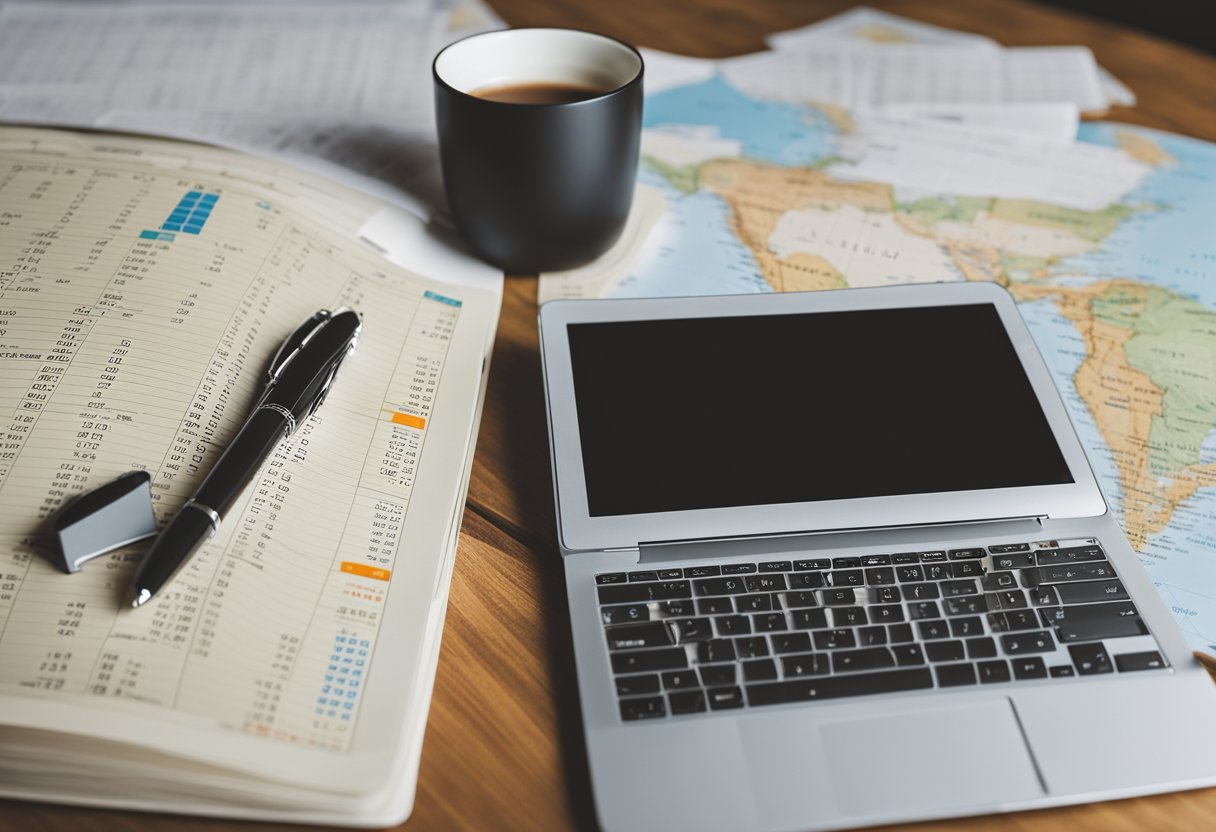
{"left": 471, "top": 81, "right": 606, "bottom": 104}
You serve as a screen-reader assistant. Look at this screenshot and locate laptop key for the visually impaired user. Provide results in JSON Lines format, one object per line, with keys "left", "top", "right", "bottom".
{"left": 865, "top": 567, "right": 896, "bottom": 585}
{"left": 992, "top": 552, "right": 1035, "bottom": 570}
{"left": 659, "top": 599, "right": 695, "bottom": 617}
{"left": 753, "top": 613, "right": 787, "bottom": 632}
{"left": 699, "top": 664, "right": 737, "bottom": 686}
{"left": 697, "top": 639, "right": 737, "bottom": 664}
{"left": 887, "top": 623, "right": 914, "bottom": 643}
{"left": 926, "top": 640, "right": 966, "bottom": 663}
{"left": 698, "top": 597, "right": 735, "bottom": 615}
{"left": 948, "top": 548, "right": 986, "bottom": 560}
{"left": 1022, "top": 562, "right": 1117, "bottom": 586}
{"left": 813, "top": 629, "right": 856, "bottom": 650}
{"left": 892, "top": 644, "right": 925, "bottom": 665}
{"left": 1030, "top": 585, "right": 1061, "bottom": 606}
{"left": 599, "top": 581, "right": 691, "bottom": 605}
{"left": 981, "top": 571, "right": 1018, "bottom": 591}
{"left": 903, "top": 582, "right": 940, "bottom": 601}
{"left": 783, "top": 590, "right": 819, "bottom": 609}
{"left": 832, "top": 557, "right": 861, "bottom": 569}
{"left": 891, "top": 553, "right": 920, "bottom": 564}
{"left": 869, "top": 604, "right": 904, "bottom": 624}
{"left": 747, "top": 667, "right": 934, "bottom": 706}
{"left": 694, "top": 577, "right": 749, "bottom": 596}
{"left": 1115, "top": 651, "right": 1166, "bottom": 672}
{"left": 715, "top": 615, "right": 751, "bottom": 637}
{"left": 606, "top": 622, "right": 674, "bottom": 650}
{"left": 772, "top": 632, "right": 813, "bottom": 654}
{"left": 616, "top": 674, "right": 660, "bottom": 696}
{"left": 944, "top": 597, "right": 984, "bottom": 616}
{"left": 908, "top": 601, "right": 941, "bottom": 620}
{"left": 738, "top": 593, "right": 774, "bottom": 613}
{"left": 1036, "top": 545, "right": 1105, "bottom": 565}
{"left": 722, "top": 564, "right": 757, "bottom": 575}
{"left": 1012, "top": 657, "right": 1047, "bottom": 680}
{"left": 658, "top": 569, "right": 683, "bottom": 580}
{"left": 759, "top": 560, "right": 793, "bottom": 573}
{"left": 942, "top": 579, "right": 979, "bottom": 597}
{"left": 662, "top": 670, "right": 700, "bottom": 689}
{"left": 917, "top": 620, "right": 949, "bottom": 640}
{"left": 675, "top": 618, "right": 714, "bottom": 643}
{"left": 782, "top": 653, "right": 828, "bottom": 677}
{"left": 620, "top": 696, "right": 666, "bottom": 720}
{"left": 707, "top": 686, "right": 745, "bottom": 710}
{"left": 978, "top": 660, "right": 1011, "bottom": 683}
{"left": 1001, "top": 631, "right": 1055, "bottom": 655}
{"left": 745, "top": 575, "right": 787, "bottom": 592}
{"left": 602, "top": 603, "right": 650, "bottom": 625}
{"left": 858, "top": 625, "right": 887, "bottom": 646}
{"left": 873, "top": 585, "right": 902, "bottom": 603}
{"left": 743, "top": 659, "right": 778, "bottom": 682}
{"left": 832, "top": 606, "right": 866, "bottom": 627}
{"left": 919, "top": 551, "right": 948, "bottom": 563}
{"left": 1055, "top": 579, "right": 1128, "bottom": 605}
{"left": 829, "top": 569, "right": 864, "bottom": 587}
{"left": 612, "top": 648, "right": 687, "bottom": 674}
{"left": 949, "top": 616, "right": 984, "bottom": 638}
{"left": 788, "top": 572, "right": 826, "bottom": 589}
{"left": 833, "top": 647, "right": 895, "bottom": 673}
{"left": 950, "top": 561, "right": 984, "bottom": 578}
{"left": 862, "top": 555, "right": 892, "bottom": 566}
{"left": 966, "top": 637, "right": 998, "bottom": 659}
{"left": 686, "top": 565, "right": 721, "bottom": 578}
{"left": 822, "top": 588, "right": 856, "bottom": 606}
{"left": 668, "top": 689, "right": 707, "bottom": 715}
{"left": 988, "top": 543, "right": 1031, "bottom": 554}
{"left": 629, "top": 570, "right": 658, "bottom": 582}
{"left": 795, "top": 558, "right": 831, "bottom": 570}
{"left": 922, "top": 563, "right": 949, "bottom": 582}
{"left": 597, "top": 573, "right": 626, "bottom": 585}
{"left": 896, "top": 565, "right": 925, "bottom": 582}
{"left": 791, "top": 608, "right": 828, "bottom": 630}
{"left": 1050, "top": 665, "right": 1076, "bottom": 678}
{"left": 935, "top": 663, "right": 977, "bottom": 687}
{"left": 733, "top": 636, "right": 769, "bottom": 658}
{"left": 1069, "top": 643, "right": 1113, "bottom": 675}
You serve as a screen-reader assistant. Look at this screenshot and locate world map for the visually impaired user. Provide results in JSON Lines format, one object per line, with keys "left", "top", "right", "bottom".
{"left": 586, "top": 74, "right": 1216, "bottom": 654}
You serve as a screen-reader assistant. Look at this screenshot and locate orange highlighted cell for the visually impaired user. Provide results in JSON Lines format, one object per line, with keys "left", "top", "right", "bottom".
{"left": 340, "top": 561, "right": 392, "bottom": 582}
{"left": 391, "top": 412, "right": 426, "bottom": 430}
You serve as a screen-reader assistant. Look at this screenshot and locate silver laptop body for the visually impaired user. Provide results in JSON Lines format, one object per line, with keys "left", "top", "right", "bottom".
{"left": 538, "top": 282, "right": 1216, "bottom": 832}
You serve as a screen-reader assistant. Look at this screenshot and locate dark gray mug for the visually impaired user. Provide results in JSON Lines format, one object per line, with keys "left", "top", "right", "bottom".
{"left": 433, "top": 28, "right": 644, "bottom": 273}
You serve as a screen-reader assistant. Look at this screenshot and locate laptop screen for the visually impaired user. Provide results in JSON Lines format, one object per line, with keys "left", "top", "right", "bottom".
{"left": 567, "top": 302, "right": 1073, "bottom": 518}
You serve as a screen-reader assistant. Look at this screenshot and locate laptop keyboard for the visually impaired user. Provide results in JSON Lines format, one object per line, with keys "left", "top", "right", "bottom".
{"left": 595, "top": 539, "right": 1169, "bottom": 721}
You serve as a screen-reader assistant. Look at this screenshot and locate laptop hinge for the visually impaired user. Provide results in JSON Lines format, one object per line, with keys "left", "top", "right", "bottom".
{"left": 636, "top": 516, "right": 1046, "bottom": 565}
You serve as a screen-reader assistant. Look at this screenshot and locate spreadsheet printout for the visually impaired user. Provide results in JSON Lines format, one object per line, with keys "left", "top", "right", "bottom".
{"left": 0, "top": 128, "right": 499, "bottom": 791}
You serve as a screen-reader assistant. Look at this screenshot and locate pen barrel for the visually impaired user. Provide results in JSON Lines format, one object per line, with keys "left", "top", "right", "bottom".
{"left": 130, "top": 506, "right": 217, "bottom": 601}
{"left": 194, "top": 408, "right": 291, "bottom": 517}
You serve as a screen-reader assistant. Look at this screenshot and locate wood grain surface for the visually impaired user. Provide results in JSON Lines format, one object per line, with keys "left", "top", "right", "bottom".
{"left": 4, "top": 1, "right": 1215, "bottom": 830}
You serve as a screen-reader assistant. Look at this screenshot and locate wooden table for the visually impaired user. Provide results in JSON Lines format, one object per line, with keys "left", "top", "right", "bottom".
{"left": 6, "top": 1, "right": 1216, "bottom": 830}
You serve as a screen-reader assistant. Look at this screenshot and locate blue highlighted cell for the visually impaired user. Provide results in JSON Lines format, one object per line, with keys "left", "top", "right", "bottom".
{"left": 185, "top": 190, "right": 202, "bottom": 199}
{"left": 182, "top": 227, "right": 200, "bottom": 235}
{"left": 423, "top": 290, "right": 462, "bottom": 307}
{"left": 161, "top": 223, "right": 182, "bottom": 231}
{"left": 201, "top": 193, "right": 218, "bottom": 204}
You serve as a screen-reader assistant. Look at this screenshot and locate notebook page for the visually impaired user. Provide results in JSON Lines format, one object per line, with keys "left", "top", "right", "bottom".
{"left": 0, "top": 127, "right": 499, "bottom": 797}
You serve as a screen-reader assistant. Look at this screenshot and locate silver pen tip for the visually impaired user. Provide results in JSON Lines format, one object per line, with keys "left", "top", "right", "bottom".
{"left": 131, "top": 588, "right": 152, "bottom": 608}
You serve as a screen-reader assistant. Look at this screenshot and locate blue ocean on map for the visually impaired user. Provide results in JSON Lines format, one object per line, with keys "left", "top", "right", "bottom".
{"left": 644, "top": 76, "right": 832, "bottom": 166}
{"left": 1069, "top": 123, "right": 1216, "bottom": 308}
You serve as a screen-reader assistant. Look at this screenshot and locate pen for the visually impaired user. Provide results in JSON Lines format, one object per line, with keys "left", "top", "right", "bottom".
{"left": 129, "top": 308, "right": 362, "bottom": 608}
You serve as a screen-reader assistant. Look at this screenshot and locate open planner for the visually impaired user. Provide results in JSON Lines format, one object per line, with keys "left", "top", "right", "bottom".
{"left": 0, "top": 126, "right": 502, "bottom": 825}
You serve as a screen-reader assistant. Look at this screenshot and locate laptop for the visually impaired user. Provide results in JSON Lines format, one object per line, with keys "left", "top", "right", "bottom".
{"left": 537, "top": 282, "right": 1216, "bottom": 832}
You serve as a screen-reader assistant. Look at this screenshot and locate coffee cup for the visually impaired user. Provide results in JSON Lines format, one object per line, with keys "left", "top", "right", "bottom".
{"left": 433, "top": 28, "right": 644, "bottom": 273}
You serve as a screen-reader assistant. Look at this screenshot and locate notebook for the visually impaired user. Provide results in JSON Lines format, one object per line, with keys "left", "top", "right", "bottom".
{"left": 0, "top": 127, "right": 501, "bottom": 826}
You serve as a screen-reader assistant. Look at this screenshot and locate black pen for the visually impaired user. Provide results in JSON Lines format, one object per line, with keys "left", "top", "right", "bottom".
{"left": 129, "top": 308, "right": 362, "bottom": 607}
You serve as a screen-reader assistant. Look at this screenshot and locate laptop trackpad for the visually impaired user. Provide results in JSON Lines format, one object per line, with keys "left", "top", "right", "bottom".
{"left": 744, "top": 698, "right": 1044, "bottom": 824}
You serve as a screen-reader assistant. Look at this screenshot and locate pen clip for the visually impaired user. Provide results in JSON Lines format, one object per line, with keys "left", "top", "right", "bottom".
{"left": 267, "top": 310, "right": 332, "bottom": 385}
